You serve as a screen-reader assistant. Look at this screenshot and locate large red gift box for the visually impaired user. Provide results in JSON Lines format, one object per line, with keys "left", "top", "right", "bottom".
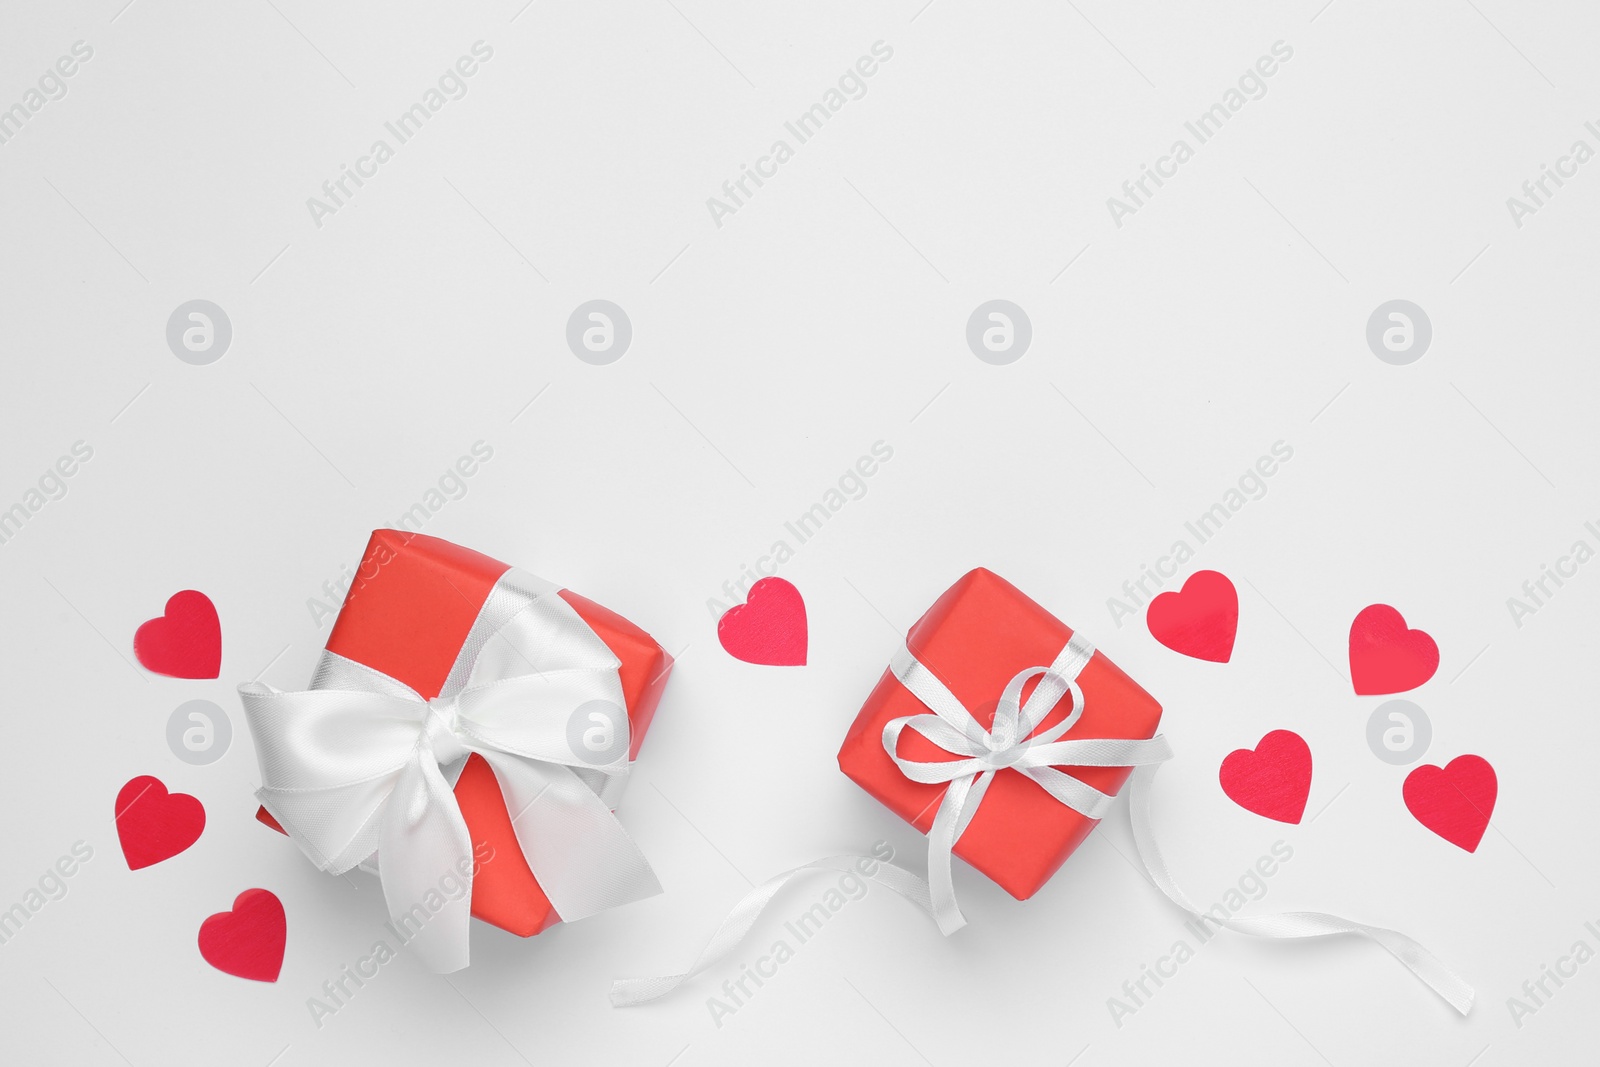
{"left": 837, "top": 568, "right": 1162, "bottom": 900}
{"left": 257, "top": 530, "right": 673, "bottom": 936}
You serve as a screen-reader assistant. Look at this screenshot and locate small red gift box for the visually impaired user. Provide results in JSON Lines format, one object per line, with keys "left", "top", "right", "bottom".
{"left": 837, "top": 568, "right": 1162, "bottom": 900}
{"left": 257, "top": 530, "right": 672, "bottom": 936}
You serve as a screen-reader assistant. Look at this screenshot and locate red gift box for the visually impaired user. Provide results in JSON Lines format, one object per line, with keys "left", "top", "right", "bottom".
{"left": 257, "top": 530, "right": 672, "bottom": 936}
{"left": 837, "top": 568, "right": 1162, "bottom": 900}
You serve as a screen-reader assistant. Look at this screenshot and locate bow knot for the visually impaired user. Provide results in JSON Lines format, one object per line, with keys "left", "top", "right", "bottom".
{"left": 422, "top": 698, "right": 471, "bottom": 768}
{"left": 979, "top": 733, "right": 1026, "bottom": 769}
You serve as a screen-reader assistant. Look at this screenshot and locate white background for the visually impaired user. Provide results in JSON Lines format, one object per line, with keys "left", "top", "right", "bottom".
{"left": 2, "top": 1, "right": 1597, "bottom": 1064}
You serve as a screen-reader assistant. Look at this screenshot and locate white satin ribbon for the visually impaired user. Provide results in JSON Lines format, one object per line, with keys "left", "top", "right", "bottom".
{"left": 1126, "top": 762, "right": 1474, "bottom": 1014}
{"left": 612, "top": 634, "right": 1474, "bottom": 1014}
{"left": 610, "top": 855, "right": 937, "bottom": 1007}
{"left": 240, "top": 568, "right": 661, "bottom": 973}
{"left": 885, "top": 633, "right": 1172, "bottom": 934}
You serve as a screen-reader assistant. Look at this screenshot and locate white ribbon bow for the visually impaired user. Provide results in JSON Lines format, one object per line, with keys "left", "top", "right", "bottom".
{"left": 240, "top": 570, "right": 660, "bottom": 973}
{"left": 885, "top": 633, "right": 1173, "bottom": 934}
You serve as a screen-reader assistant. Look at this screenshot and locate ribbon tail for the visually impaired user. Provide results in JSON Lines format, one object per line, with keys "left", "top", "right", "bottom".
{"left": 378, "top": 751, "right": 476, "bottom": 974}
{"left": 256, "top": 783, "right": 387, "bottom": 875}
{"left": 611, "top": 856, "right": 936, "bottom": 1007}
{"left": 926, "top": 771, "right": 993, "bottom": 936}
{"left": 485, "top": 754, "right": 661, "bottom": 922}
{"left": 1126, "top": 763, "right": 1475, "bottom": 1015}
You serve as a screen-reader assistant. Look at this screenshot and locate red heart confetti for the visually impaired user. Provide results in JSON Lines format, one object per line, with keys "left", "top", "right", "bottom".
{"left": 1348, "top": 604, "right": 1438, "bottom": 695}
{"left": 1219, "top": 729, "right": 1312, "bottom": 824}
{"left": 717, "top": 577, "right": 807, "bottom": 666}
{"left": 199, "top": 889, "right": 286, "bottom": 982}
{"left": 1147, "top": 570, "right": 1238, "bottom": 663}
{"left": 1403, "top": 756, "right": 1497, "bottom": 853}
{"left": 115, "top": 775, "right": 205, "bottom": 870}
{"left": 134, "top": 590, "right": 221, "bottom": 679}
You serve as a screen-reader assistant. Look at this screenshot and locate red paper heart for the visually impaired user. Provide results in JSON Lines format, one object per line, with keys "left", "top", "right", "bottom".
{"left": 199, "top": 889, "right": 286, "bottom": 982}
{"left": 134, "top": 590, "right": 221, "bottom": 679}
{"left": 718, "top": 577, "right": 806, "bottom": 665}
{"left": 1348, "top": 604, "right": 1437, "bottom": 695}
{"left": 1403, "top": 756, "right": 1497, "bottom": 853}
{"left": 115, "top": 775, "right": 205, "bottom": 870}
{"left": 1219, "top": 730, "right": 1312, "bottom": 824}
{"left": 1147, "top": 570, "right": 1238, "bottom": 662}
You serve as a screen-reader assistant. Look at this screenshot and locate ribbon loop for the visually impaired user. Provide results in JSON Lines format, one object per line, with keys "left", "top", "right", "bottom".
{"left": 240, "top": 569, "right": 660, "bottom": 972}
